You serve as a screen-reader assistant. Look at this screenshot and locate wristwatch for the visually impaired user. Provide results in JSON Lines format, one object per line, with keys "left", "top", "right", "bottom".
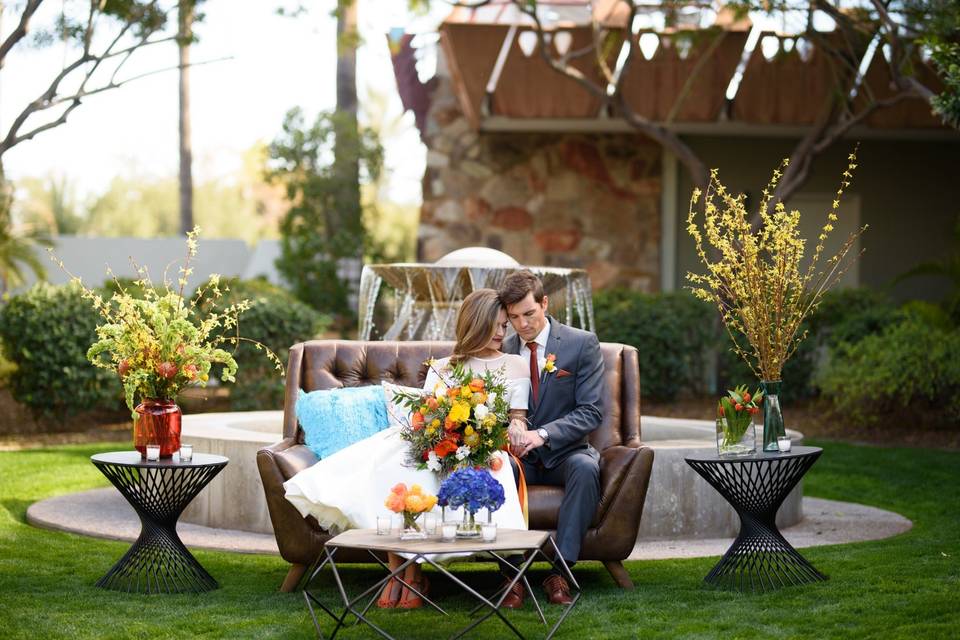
{"left": 536, "top": 428, "right": 549, "bottom": 445}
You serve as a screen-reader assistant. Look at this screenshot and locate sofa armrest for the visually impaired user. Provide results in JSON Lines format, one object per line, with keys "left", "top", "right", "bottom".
{"left": 582, "top": 444, "right": 655, "bottom": 560}
{"left": 257, "top": 439, "right": 326, "bottom": 565}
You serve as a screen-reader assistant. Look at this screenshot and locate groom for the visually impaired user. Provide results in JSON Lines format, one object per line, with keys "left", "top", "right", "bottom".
{"left": 498, "top": 270, "right": 604, "bottom": 607}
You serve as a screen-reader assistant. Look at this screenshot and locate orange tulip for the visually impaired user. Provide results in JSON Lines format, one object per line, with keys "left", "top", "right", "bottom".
{"left": 489, "top": 456, "right": 503, "bottom": 472}
{"left": 434, "top": 439, "right": 458, "bottom": 458}
{"left": 411, "top": 411, "right": 425, "bottom": 430}
{"left": 469, "top": 378, "right": 484, "bottom": 392}
{"left": 426, "top": 396, "right": 439, "bottom": 411}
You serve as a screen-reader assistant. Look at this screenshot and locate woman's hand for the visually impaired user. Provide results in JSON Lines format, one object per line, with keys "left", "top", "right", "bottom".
{"left": 508, "top": 418, "right": 527, "bottom": 453}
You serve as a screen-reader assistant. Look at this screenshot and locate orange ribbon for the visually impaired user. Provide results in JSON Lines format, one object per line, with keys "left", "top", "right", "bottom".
{"left": 503, "top": 449, "right": 529, "bottom": 527}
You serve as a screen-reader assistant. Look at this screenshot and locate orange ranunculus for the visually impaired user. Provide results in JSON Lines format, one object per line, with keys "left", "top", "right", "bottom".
{"left": 444, "top": 416, "right": 457, "bottom": 431}
{"left": 489, "top": 455, "right": 503, "bottom": 472}
{"left": 426, "top": 396, "right": 439, "bottom": 411}
{"left": 447, "top": 386, "right": 461, "bottom": 398}
{"left": 405, "top": 494, "right": 424, "bottom": 512}
{"left": 391, "top": 483, "right": 408, "bottom": 495}
{"left": 469, "top": 378, "right": 484, "bottom": 392}
{"left": 385, "top": 493, "right": 405, "bottom": 513}
{"left": 434, "top": 438, "right": 458, "bottom": 458}
{"left": 411, "top": 411, "right": 425, "bottom": 430}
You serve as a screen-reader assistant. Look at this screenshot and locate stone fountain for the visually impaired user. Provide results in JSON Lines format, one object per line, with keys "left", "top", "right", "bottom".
{"left": 357, "top": 247, "right": 595, "bottom": 341}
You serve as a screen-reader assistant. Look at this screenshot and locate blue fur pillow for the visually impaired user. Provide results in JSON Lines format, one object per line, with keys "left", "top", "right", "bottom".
{"left": 296, "top": 385, "right": 389, "bottom": 459}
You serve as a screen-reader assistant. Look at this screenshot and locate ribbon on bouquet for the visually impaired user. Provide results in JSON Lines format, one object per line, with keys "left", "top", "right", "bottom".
{"left": 503, "top": 449, "right": 530, "bottom": 527}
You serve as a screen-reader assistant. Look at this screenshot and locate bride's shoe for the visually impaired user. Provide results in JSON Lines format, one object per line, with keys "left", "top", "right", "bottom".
{"left": 397, "top": 575, "right": 430, "bottom": 609}
{"left": 377, "top": 577, "right": 402, "bottom": 608}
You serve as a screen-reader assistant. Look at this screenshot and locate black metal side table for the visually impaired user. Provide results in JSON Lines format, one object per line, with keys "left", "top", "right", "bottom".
{"left": 91, "top": 451, "right": 228, "bottom": 594}
{"left": 685, "top": 446, "right": 826, "bottom": 592}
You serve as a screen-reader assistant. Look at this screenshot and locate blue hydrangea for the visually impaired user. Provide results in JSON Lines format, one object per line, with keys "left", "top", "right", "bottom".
{"left": 437, "top": 467, "right": 505, "bottom": 514}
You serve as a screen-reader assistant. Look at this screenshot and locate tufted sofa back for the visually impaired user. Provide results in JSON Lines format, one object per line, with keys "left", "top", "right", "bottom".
{"left": 282, "top": 340, "right": 642, "bottom": 451}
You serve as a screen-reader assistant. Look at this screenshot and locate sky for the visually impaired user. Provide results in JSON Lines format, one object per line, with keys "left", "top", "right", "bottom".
{"left": 0, "top": 0, "right": 446, "bottom": 205}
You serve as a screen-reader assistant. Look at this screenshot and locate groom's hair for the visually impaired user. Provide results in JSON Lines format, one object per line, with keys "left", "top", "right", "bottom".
{"left": 498, "top": 270, "right": 545, "bottom": 306}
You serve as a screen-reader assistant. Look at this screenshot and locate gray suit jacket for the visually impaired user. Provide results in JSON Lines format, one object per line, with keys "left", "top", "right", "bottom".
{"left": 503, "top": 317, "right": 604, "bottom": 469}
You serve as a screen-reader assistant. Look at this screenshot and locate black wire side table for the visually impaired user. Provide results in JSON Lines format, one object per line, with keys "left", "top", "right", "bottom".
{"left": 685, "top": 446, "right": 827, "bottom": 592}
{"left": 91, "top": 451, "right": 228, "bottom": 594}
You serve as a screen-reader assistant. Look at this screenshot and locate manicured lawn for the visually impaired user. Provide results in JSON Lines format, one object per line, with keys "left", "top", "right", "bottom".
{"left": 0, "top": 440, "right": 957, "bottom": 639}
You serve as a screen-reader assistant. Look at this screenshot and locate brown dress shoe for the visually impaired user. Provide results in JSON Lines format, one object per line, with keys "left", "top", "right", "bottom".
{"left": 500, "top": 579, "right": 525, "bottom": 609}
{"left": 543, "top": 574, "right": 573, "bottom": 605}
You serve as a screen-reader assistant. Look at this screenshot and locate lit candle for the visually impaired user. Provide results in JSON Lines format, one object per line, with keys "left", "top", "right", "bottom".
{"left": 481, "top": 522, "right": 497, "bottom": 542}
{"left": 145, "top": 444, "right": 160, "bottom": 461}
{"left": 441, "top": 522, "right": 457, "bottom": 541}
{"left": 179, "top": 444, "right": 193, "bottom": 462}
{"left": 777, "top": 436, "right": 792, "bottom": 452}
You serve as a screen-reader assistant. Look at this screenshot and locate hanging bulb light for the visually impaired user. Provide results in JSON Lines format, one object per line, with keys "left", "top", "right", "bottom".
{"left": 553, "top": 30, "right": 573, "bottom": 56}
{"left": 782, "top": 37, "right": 794, "bottom": 53}
{"left": 639, "top": 32, "right": 660, "bottom": 60}
{"left": 676, "top": 36, "right": 693, "bottom": 60}
{"left": 518, "top": 31, "right": 538, "bottom": 57}
{"left": 761, "top": 35, "right": 780, "bottom": 61}
{"left": 796, "top": 37, "right": 813, "bottom": 62}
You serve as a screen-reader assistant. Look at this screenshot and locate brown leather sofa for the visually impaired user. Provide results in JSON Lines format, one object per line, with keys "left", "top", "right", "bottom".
{"left": 257, "top": 340, "right": 654, "bottom": 591}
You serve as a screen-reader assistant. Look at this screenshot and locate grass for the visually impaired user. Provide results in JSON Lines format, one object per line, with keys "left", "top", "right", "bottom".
{"left": 0, "top": 440, "right": 957, "bottom": 639}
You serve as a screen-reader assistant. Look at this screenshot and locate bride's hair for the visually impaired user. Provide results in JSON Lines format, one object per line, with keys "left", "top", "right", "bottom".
{"left": 451, "top": 288, "right": 503, "bottom": 366}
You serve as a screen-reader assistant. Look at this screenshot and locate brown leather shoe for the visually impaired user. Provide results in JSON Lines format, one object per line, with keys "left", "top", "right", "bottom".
{"left": 500, "top": 579, "right": 525, "bottom": 609}
{"left": 543, "top": 574, "right": 573, "bottom": 605}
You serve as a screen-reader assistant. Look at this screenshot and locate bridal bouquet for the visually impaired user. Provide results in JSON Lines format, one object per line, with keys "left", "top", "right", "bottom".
{"left": 395, "top": 359, "right": 510, "bottom": 475}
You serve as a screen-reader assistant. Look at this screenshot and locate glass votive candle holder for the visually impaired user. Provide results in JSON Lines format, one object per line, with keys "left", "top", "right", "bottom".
{"left": 376, "top": 515, "right": 392, "bottom": 536}
{"left": 179, "top": 444, "right": 193, "bottom": 462}
{"left": 481, "top": 521, "right": 497, "bottom": 542}
{"left": 441, "top": 520, "right": 458, "bottom": 541}
{"left": 421, "top": 512, "right": 438, "bottom": 536}
{"left": 145, "top": 444, "right": 160, "bottom": 461}
{"left": 777, "top": 436, "right": 792, "bottom": 452}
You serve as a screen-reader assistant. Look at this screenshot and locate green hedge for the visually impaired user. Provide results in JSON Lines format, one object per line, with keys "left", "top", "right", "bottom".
{"left": 0, "top": 283, "right": 120, "bottom": 416}
{"left": 593, "top": 289, "right": 715, "bottom": 401}
{"left": 816, "top": 312, "right": 960, "bottom": 427}
{"left": 199, "top": 278, "right": 329, "bottom": 410}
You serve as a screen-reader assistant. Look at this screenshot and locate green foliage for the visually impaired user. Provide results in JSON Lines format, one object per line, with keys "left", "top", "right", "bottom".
{"left": 269, "top": 108, "right": 383, "bottom": 318}
{"left": 0, "top": 283, "right": 119, "bottom": 416}
{"left": 806, "top": 287, "right": 902, "bottom": 349}
{"left": 198, "top": 278, "right": 328, "bottom": 410}
{"left": 0, "top": 181, "right": 51, "bottom": 293}
{"left": 3, "top": 441, "right": 960, "bottom": 638}
{"left": 716, "top": 323, "right": 818, "bottom": 402}
{"left": 907, "top": 0, "right": 960, "bottom": 128}
{"left": 593, "top": 289, "right": 715, "bottom": 401}
{"left": 817, "top": 313, "right": 960, "bottom": 427}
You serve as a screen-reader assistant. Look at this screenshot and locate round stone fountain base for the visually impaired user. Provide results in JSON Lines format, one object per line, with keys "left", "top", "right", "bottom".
{"left": 177, "top": 411, "right": 803, "bottom": 539}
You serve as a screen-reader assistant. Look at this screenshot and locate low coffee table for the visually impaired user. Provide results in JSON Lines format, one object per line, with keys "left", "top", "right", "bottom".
{"left": 91, "top": 451, "right": 228, "bottom": 594}
{"left": 685, "top": 446, "right": 827, "bottom": 592}
{"left": 303, "top": 528, "right": 579, "bottom": 640}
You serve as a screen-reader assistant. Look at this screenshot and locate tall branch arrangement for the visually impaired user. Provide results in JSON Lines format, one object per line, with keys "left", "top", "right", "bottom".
{"left": 685, "top": 149, "right": 865, "bottom": 382}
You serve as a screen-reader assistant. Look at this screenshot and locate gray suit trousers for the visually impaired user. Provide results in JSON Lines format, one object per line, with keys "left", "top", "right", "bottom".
{"left": 512, "top": 448, "right": 600, "bottom": 563}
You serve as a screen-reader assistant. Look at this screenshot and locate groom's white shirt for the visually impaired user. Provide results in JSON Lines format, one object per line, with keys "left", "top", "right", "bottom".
{"left": 518, "top": 319, "right": 551, "bottom": 374}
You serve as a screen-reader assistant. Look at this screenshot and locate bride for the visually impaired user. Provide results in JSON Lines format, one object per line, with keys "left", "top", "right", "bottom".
{"left": 283, "top": 288, "right": 530, "bottom": 609}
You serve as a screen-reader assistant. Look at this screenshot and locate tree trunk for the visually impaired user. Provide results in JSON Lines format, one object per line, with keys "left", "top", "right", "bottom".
{"left": 335, "top": 0, "right": 362, "bottom": 312}
{"left": 178, "top": 0, "right": 194, "bottom": 235}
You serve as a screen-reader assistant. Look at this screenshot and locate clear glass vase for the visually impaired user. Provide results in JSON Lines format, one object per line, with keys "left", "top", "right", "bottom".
{"left": 716, "top": 417, "right": 756, "bottom": 457}
{"left": 399, "top": 511, "right": 426, "bottom": 540}
{"left": 456, "top": 509, "right": 489, "bottom": 538}
{"left": 761, "top": 380, "right": 786, "bottom": 452}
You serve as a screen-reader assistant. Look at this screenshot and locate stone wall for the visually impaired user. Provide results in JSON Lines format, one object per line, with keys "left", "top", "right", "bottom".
{"left": 419, "top": 71, "right": 664, "bottom": 291}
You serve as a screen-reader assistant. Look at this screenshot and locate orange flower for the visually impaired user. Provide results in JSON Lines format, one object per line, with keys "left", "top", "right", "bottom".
{"left": 444, "top": 416, "right": 457, "bottom": 431}
{"left": 391, "top": 483, "right": 408, "bottom": 495}
{"left": 411, "top": 411, "right": 425, "bottom": 430}
{"left": 434, "top": 438, "right": 458, "bottom": 458}
{"left": 469, "top": 378, "right": 484, "bottom": 392}
{"left": 447, "top": 386, "right": 460, "bottom": 398}
{"left": 385, "top": 493, "right": 405, "bottom": 513}
{"left": 426, "top": 396, "right": 439, "bottom": 411}
{"left": 489, "top": 456, "right": 503, "bottom": 472}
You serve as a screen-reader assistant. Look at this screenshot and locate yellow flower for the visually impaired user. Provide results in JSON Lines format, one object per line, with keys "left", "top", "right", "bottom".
{"left": 464, "top": 432, "right": 480, "bottom": 447}
{"left": 448, "top": 401, "right": 471, "bottom": 423}
{"left": 464, "top": 425, "right": 475, "bottom": 436}
{"left": 460, "top": 386, "right": 472, "bottom": 399}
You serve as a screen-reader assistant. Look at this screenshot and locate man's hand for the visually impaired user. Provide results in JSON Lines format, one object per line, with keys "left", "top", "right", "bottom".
{"left": 517, "top": 430, "right": 545, "bottom": 457}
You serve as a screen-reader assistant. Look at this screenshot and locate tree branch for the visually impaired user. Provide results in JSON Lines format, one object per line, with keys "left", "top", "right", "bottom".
{"left": 0, "top": 0, "right": 44, "bottom": 67}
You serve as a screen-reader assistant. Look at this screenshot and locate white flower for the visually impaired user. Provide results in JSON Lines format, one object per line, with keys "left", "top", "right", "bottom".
{"left": 426, "top": 451, "right": 441, "bottom": 472}
{"left": 485, "top": 392, "right": 497, "bottom": 408}
{"left": 455, "top": 445, "right": 471, "bottom": 461}
{"left": 474, "top": 404, "right": 489, "bottom": 420}
{"left": 434, "top": 381, "right": 447, "bottom": 400}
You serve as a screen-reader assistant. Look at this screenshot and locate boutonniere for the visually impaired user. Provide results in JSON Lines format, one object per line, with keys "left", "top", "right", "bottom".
{"left": 542, "top": 353, "right": 557, "bottom": 374}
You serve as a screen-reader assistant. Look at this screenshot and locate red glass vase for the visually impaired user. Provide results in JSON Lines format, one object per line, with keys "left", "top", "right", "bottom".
{"left": 133, "top": 398, "right": 182, "bottom": 458}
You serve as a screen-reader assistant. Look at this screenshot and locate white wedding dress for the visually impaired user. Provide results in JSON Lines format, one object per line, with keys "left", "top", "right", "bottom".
{"left": 283, "top": 353, "right": 531, "bottom": 536}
